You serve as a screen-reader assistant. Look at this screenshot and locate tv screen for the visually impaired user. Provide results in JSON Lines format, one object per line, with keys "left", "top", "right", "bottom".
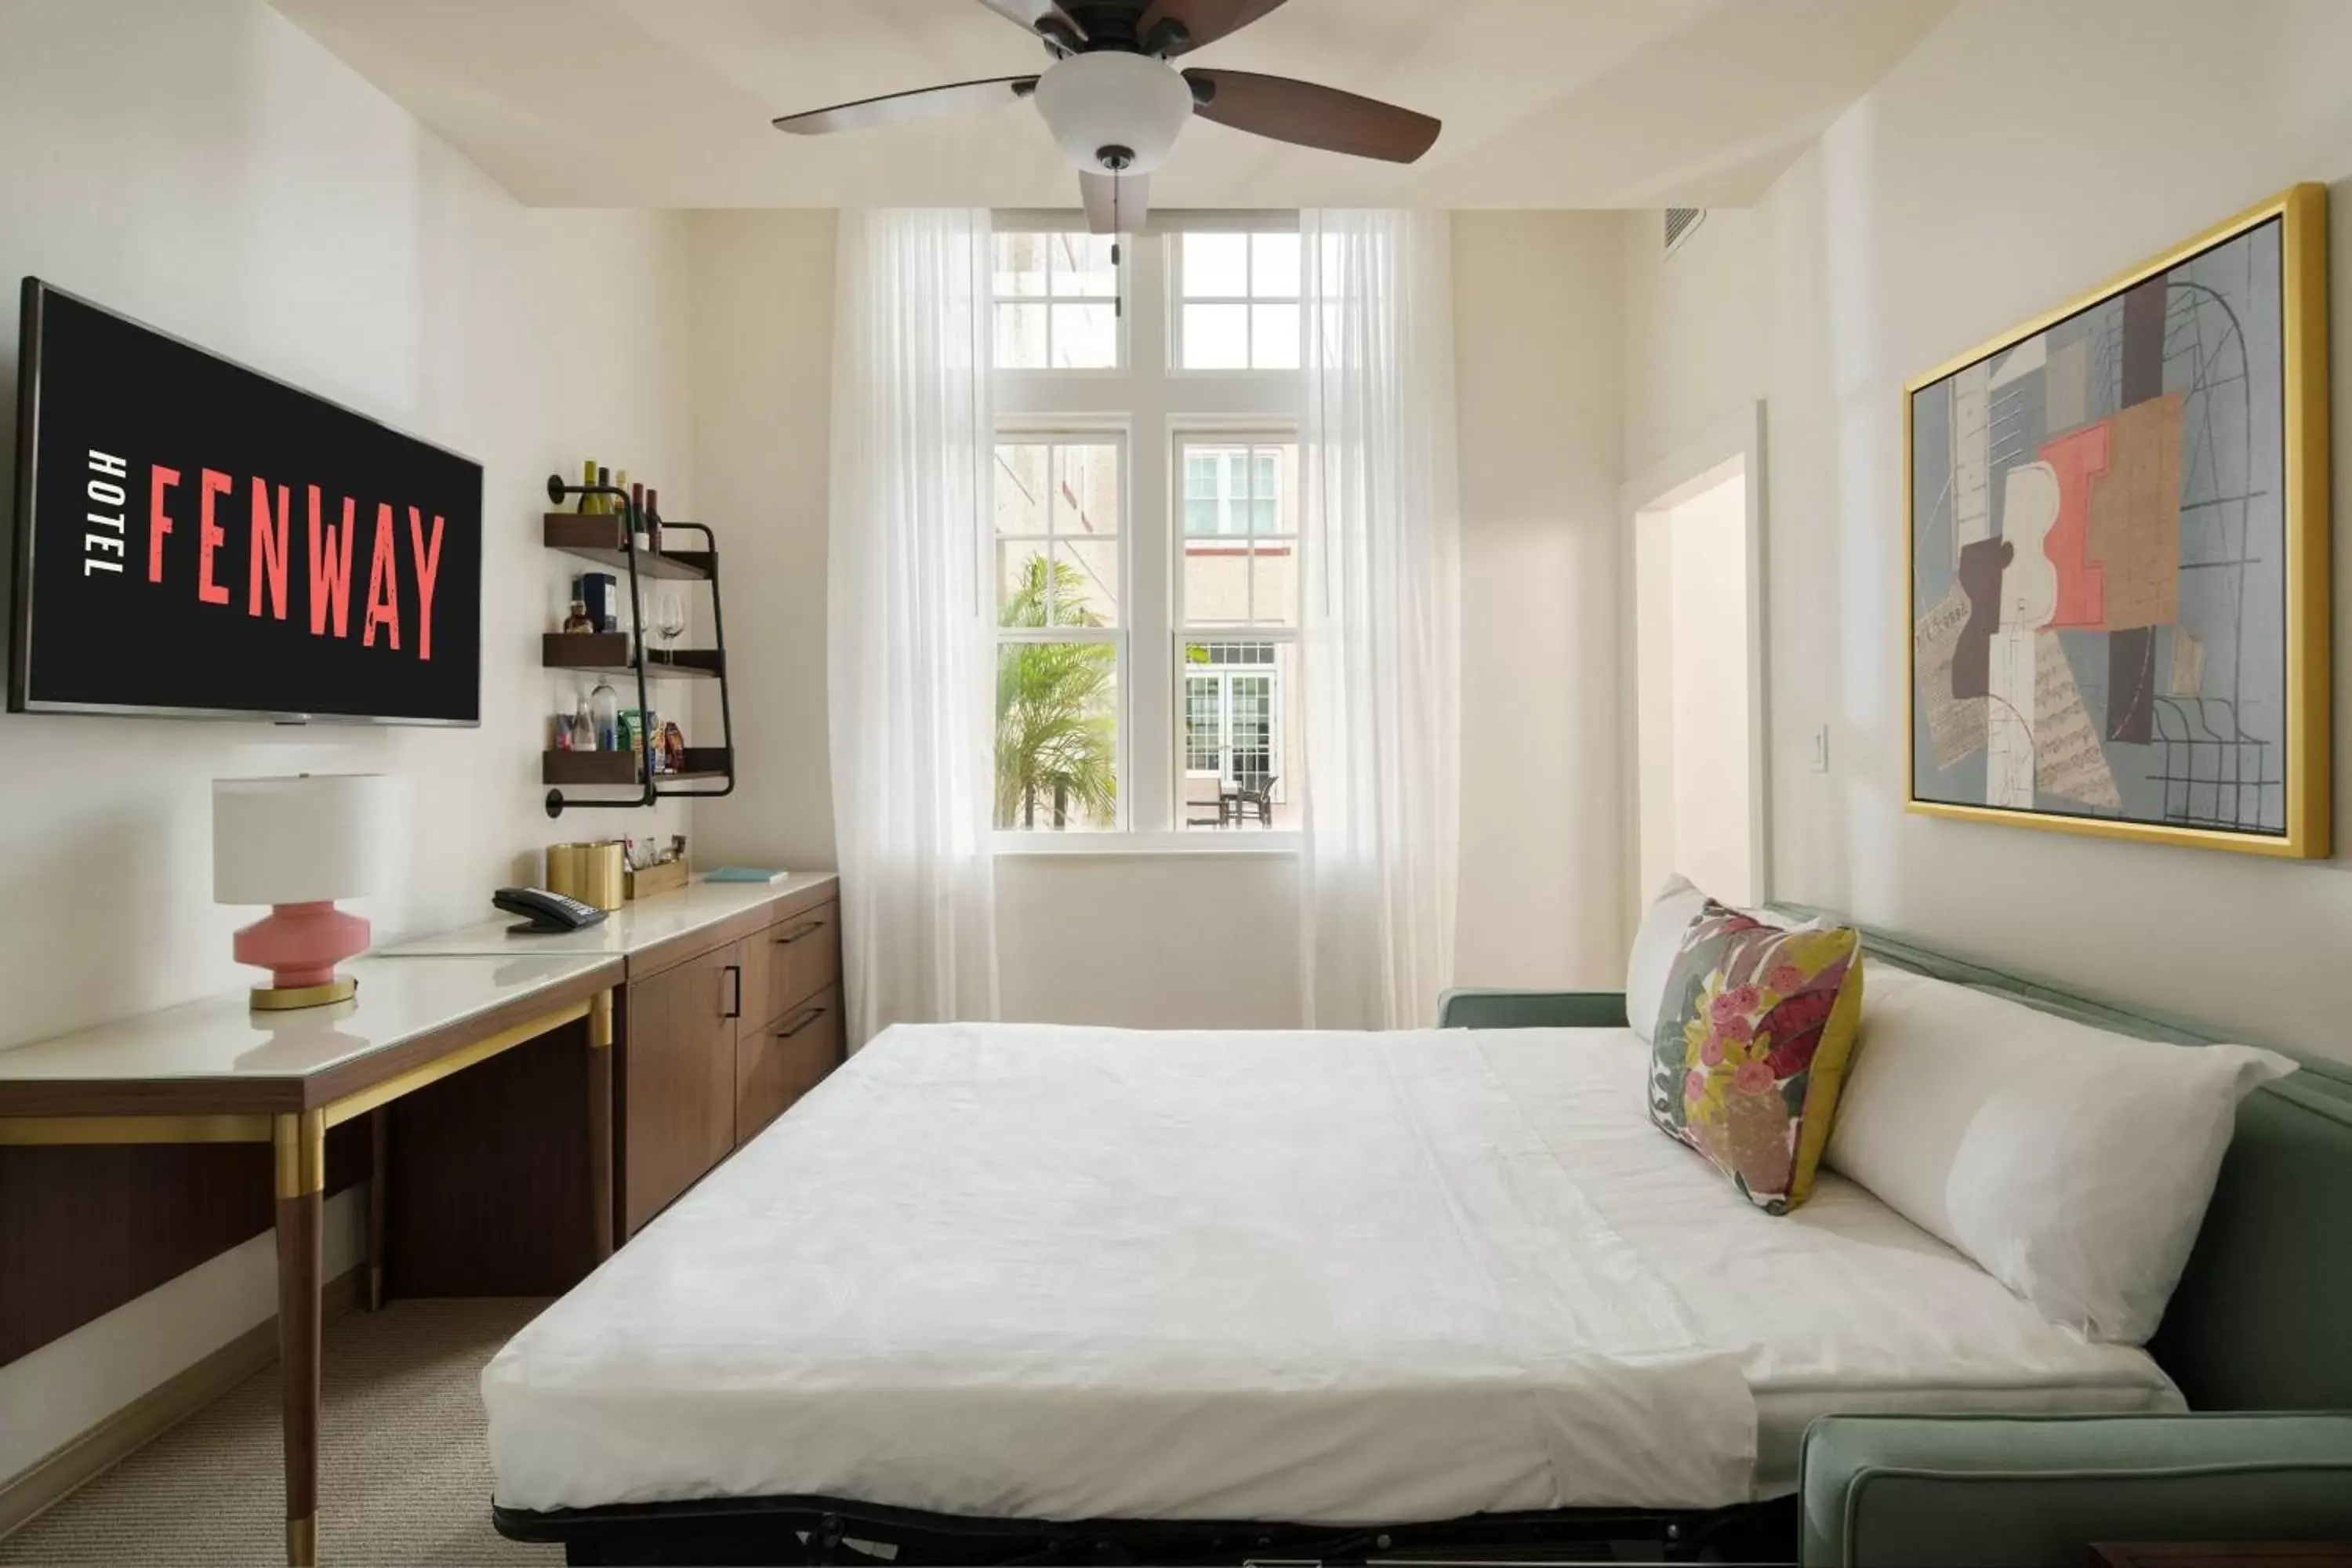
{"left": 8, "top": 279, "right": 481, "bottom": 724}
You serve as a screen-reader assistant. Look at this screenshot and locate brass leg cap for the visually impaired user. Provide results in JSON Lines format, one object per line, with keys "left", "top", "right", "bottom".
{"left": 285, "top": 1513, "right": 318, "bottom": 1566}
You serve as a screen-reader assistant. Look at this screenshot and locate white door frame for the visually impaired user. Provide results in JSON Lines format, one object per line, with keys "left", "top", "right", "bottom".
{"left": 1616, "top": 401, "right": 1770, "bottom": 932}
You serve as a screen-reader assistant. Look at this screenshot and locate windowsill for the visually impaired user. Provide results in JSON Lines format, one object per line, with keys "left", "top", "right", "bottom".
{"left": 993, "top": 829, "right": 1301, "bottom": 858}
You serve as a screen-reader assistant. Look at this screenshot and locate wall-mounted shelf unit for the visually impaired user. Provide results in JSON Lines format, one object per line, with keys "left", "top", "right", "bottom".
{"left": 541, "top": 478, "right": 738, "bottom": 818}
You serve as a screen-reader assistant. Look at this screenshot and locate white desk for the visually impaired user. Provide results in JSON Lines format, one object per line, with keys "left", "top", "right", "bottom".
{"left": 0, "top": 949, "right": 626, "bottom": 1566}
{"left": 381, "top": 873, "right": 837, "bottom": 962}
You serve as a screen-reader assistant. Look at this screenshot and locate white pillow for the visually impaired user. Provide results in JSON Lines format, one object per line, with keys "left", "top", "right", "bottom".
{"left": 1624, "top": 875, "right": 1706, "bottom": 1043}
{"left": 1826, "top": 966, "right": 2296, "bottom": 1344}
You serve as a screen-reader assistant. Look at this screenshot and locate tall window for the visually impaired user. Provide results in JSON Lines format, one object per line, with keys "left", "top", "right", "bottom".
{"left": 993, "top": 437, "right": 1123, "bottom": 830}
{"left": 1178, "top": 437, "right": 1298, "bottom": 829}
{"left": 993, "top": 220, "right": 1301, "bottom": 840}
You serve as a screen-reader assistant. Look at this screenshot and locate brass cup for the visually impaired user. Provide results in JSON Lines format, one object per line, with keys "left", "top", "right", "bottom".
{"left": 543, "top": 840, "right": 626, "bottom": 912}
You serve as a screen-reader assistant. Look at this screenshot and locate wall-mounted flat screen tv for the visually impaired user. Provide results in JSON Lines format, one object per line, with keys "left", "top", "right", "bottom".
{"left": 8, "top": 279, "right": 481, "bottom": 724}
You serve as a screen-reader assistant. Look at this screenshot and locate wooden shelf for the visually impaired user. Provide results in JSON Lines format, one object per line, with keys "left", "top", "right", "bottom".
{"left": 542, "top": 634, "right": 723, "bottom": 679}
{"left": 544, "top": 514, "right": 713, "bottom": 581}
{"left": 543, "top": 747, "right": 732, "bottom": 788}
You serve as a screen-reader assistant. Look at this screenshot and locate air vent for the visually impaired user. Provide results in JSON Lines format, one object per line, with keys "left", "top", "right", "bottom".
{"left": 1664, "top": 207, "right": 1705, "bottom": 257}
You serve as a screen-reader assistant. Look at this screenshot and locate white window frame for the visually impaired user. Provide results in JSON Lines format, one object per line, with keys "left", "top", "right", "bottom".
{"left": 990, "top": 230, "right": 1128, "bottom": 375}
{"left": 992, "top": 212, "right": 1302, "bottom": 855}
{"left": 991, "top": 426, "right": 1131, "bottom": 833}
{"left": 1170, "top": 229, "right": 1306, "bottom": 376}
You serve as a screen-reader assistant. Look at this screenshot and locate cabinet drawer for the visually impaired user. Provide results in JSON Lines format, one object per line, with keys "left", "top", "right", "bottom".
{"left": 766, "top": 901, "right": 840, "bottom": 1020}
{"left": 735, "top": 985, "right": 844, "bottom": 1144}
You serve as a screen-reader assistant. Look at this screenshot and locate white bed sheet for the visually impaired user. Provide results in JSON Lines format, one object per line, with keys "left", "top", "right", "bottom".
{"left": 484, "top": 1023, "right": 2182, "bottom": 1523}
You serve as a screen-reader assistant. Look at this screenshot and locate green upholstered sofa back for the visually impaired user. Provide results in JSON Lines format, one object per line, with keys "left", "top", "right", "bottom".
{"left": 1769, "top": 905, "right": 2352, "bottom": 1414}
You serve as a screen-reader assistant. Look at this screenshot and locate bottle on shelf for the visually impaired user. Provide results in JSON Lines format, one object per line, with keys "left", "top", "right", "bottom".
{"left": 561, "top": 593, "right": 593, "bottom": 635}
{"left": 644, "top": 488, "right": 663, "bottom": 554}
{"left": 576, "top": 459, "right": 597, "bottom": 515}
{"left": 573, "top": 688, "right": 597, "bottom": 751}
{"left": 590, "top": 681, "right": 621, "bottom": 754}
{"left": 594, "top": 466, "right": 612, "bottom": 516}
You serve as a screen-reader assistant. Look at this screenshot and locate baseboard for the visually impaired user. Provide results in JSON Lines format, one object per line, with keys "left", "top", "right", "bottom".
{"left": 0, "top": 1265, "right": 362, "bottom": 1541}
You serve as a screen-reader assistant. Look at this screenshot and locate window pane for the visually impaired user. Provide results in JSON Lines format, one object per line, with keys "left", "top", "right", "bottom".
{"left": 996, "top": 641, "right": 1119, "bottom": 830}
{"left": 1184, "top": 498, "right": 1220, "bottom": 535}
{"left": 996, "top": 543, "right": 1054, "bottom": 627}
{"left": 1184, "top": 453, "right": 1220, "bottom": 499}
{"left": 1252, "top": 232, "right": 1301, "bottom": 297}
{"left": 1051, "top": 301, "right": 1117, "bottom": 368}
{"left": 1052, "top": 443, "right": 1121, "bottom": 537}
{"left": 1250, "top": 543, "right": 1299, "bottom": 626}
{"left": 995, "top": 302, "right": 1046, "bottom": 368}
{"left": 1250, "top": 498, "right": 1279, "bottom": 536}
{"left": 993, "top": 443, "right": 1049, "bottom": 537}
{"left": 1183, "top": 541, "right": 1250, "bottom": 624}
{"left": 1054, "top": 233, "right": 1117, "bottom": 298}
{"left": 1182, "top": 303, "right": 1248, "bottom": 369}
{"left": 1182, "top": 232, "right": 1248, "bottom": 297}
{"left": 1250, "top": 303, "right": 1301, "bottom": 369}
{"left": 995, "top": 233, "right": 1047, "bottom": 297}
{"left": 1178, "top": 641, "right": 1296, "bottom": 829}
{"left": 1250, "top": 450, "right": 1279, "bottom": 497}
{"left": 1055, "top": 538, "right": 1120, "bottom": 626}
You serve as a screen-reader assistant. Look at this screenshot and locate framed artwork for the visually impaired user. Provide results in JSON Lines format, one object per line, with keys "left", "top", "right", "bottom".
{"left": 1905, "top": 184, "right": 2331, "bottom": 858}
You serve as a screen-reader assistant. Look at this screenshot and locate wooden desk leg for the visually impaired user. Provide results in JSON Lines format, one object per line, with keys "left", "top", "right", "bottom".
{"left": 365, "top": 1107, "right": 388, "bottom": 1312}
{"left": 587, "top": 987, "right": 615, "bottom": 1262}
{"left": 274, "top": 1109, "right": 326, "bottom": 1567}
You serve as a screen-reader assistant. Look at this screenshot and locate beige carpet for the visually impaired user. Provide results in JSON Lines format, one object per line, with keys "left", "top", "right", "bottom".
{"left": 2, "top": 1299, "right": 558, "bottom": 1567}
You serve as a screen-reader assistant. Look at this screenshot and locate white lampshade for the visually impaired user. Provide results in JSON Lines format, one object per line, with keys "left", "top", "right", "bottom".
{"left": 1033, "top": 51, "right": 1193, "bottom": 175}
{"left": 212, "top": 774, "right": 391, "bottom": 906}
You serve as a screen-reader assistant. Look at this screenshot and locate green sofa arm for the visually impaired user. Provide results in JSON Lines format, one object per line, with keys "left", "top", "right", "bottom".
{"left": 1801, "top": 1413, "right": 2352, "bottom": 1568}
{"left": 1434, "top": 989, "right": 1629, "bottom": 1029}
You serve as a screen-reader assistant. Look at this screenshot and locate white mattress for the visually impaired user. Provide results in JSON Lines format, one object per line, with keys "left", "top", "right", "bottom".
{"left": 484, "top": 1024, "right": 2181, "bottom": 1522}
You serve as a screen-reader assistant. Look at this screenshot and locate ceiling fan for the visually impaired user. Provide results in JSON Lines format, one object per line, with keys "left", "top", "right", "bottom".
{"left": 771, "top": 0, "right": 1442, "bottom": 235}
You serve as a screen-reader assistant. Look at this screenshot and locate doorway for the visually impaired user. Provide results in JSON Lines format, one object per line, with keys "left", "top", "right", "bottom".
{"left": 1628, "top": 416, "right": 1766, "bottom": 913}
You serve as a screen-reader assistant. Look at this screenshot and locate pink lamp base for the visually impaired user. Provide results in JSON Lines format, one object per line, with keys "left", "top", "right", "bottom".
{"left": 234, "top": 901, "right": 371, "bottom": 1010}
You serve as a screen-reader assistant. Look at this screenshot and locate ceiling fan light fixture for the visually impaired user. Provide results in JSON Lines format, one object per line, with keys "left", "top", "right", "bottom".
{"left": 1033, "top": 51, "right": 1193, "bottom": 175}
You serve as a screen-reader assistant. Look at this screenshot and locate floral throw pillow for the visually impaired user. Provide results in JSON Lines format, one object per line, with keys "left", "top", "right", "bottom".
{"left": 1646, "top": 901, "right": 1865, "bottom": 1214}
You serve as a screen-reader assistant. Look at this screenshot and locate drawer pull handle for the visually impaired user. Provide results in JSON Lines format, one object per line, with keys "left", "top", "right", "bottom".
{"left": 776, "top": 1005, "right": 827, "bottom": 1040}
{"left": 724, "top": 964, "right": 742, "bottom": 1020}
{"left": 773, "top": 920, "right": 825, "bottom": 946}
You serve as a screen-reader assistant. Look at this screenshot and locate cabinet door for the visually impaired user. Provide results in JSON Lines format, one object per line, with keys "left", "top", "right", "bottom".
{"left": 735, "top": 985, "right": 844, "bottom": 1145}
{"left": 622, "top": 946, "right": 741, "bottom": 1234}
{"left": 768, "top": 901, "right": 841, "bottom": 1021}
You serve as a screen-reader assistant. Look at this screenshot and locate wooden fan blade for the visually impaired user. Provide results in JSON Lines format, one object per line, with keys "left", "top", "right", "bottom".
{"left": 974, "top": 0, "right": 1087, "bottom": 44}
{"left": 773, "top": 76, "right": 1039, "bottom": 136}
{"left": 1080, "top": 171, "right": 1151, "bottom": 235}
{"left": 1183, "top": 69, "right": 1439, "bottom": 162}
{"left": 1138, "top": 0, "right": 1290, "bottom": 56}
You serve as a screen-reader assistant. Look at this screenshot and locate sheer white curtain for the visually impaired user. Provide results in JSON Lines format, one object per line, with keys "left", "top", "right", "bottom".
{"left": 1298, "top": 210, "right": 1462, "bottom": 1030}
{"left": 828, "top": 209, "right": 1000, "bottom": 1047}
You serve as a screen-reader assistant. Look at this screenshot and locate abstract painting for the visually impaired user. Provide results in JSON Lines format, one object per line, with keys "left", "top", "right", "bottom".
{"left": 1906, "top": 185, "right": 2330, "bottom": 858}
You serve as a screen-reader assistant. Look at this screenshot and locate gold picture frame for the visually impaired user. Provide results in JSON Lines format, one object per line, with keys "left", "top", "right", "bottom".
{"left": 1904, "top": 183, "right": 2330, "bottom": 858}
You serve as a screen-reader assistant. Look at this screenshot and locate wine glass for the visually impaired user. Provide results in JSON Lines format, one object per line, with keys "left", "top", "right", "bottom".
{"left": 655, "top": 588, "right": 687, "bottom": 659}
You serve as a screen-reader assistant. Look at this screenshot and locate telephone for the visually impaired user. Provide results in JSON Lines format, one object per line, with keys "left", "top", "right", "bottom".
{"left": 493, "top": 886, "right": 609, "bottom": 935}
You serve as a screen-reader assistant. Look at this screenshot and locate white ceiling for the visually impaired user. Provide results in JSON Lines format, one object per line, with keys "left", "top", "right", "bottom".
{"left": 270, "top": 0, "right": 1953, "bottom": 209}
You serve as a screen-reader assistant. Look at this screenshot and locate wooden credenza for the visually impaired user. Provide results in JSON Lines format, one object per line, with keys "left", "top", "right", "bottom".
{"left": 618, "top": 884, "right": 841, "bottom": 1233}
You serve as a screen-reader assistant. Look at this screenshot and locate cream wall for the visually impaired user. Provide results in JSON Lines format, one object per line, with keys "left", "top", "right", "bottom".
{"left": 1619, "top": 0, "right": 2352, "bottom": 1063}
{"left": 1453, "top": 212, "right": 1631, "bottom": 987}
{"left": 0, "top": 0, "right": 697, "bottom": 1479}
{"left": 684, "top": 209, "right": 1631, "bottom": 1018}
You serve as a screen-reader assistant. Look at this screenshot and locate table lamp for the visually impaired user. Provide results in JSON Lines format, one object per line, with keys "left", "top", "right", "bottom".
{"left": 213, "top": 773, "right": 390, "bottom": 1011}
